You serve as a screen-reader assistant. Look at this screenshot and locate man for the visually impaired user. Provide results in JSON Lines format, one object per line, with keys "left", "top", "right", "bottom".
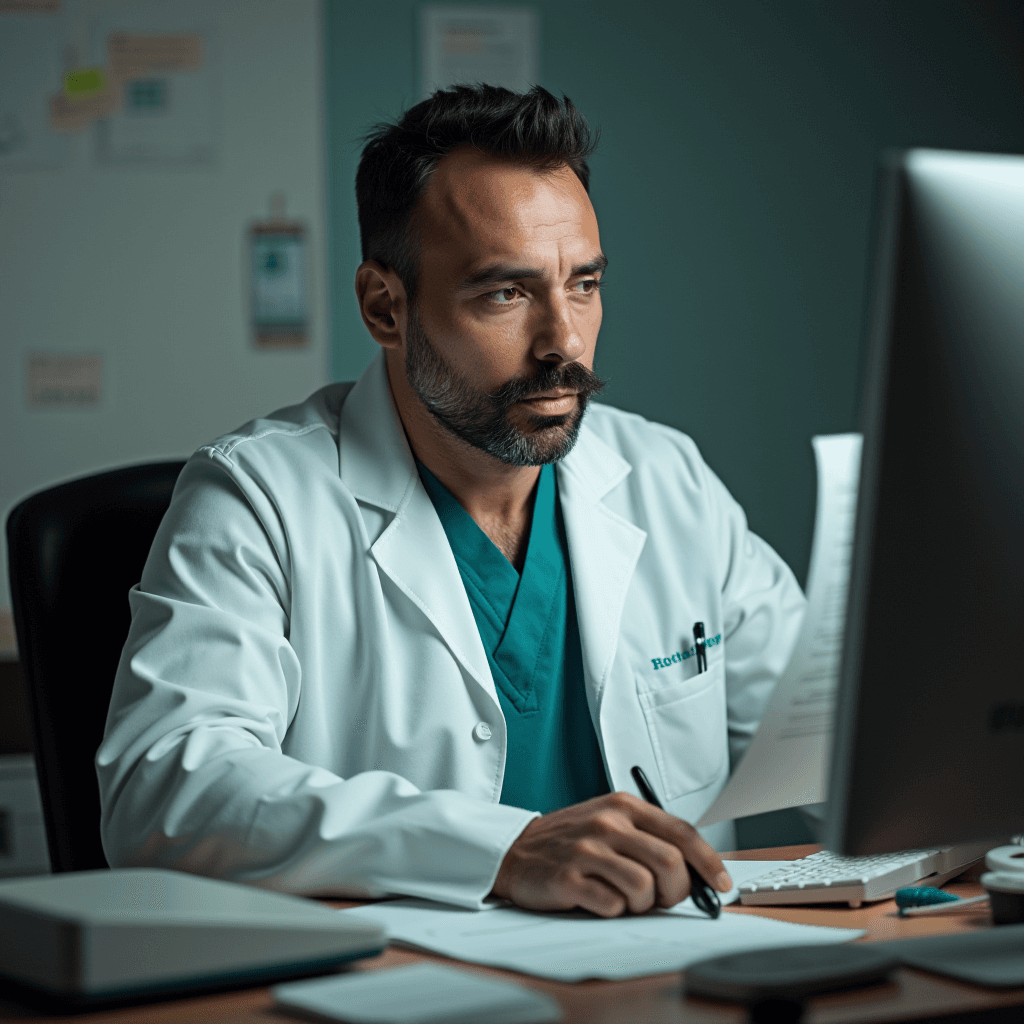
{"left": 98, "top": 85, "right": 805, "bottom": 918}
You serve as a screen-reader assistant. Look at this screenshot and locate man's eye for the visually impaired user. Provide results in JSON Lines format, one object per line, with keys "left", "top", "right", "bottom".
{"left": 486, "top": 287, "right": 520, "bottom": 305}
{"left": 575, "top": 278, "right": 602, "bottom": 294}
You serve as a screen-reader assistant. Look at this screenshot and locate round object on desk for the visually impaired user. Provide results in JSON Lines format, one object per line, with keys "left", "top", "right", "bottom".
{"left": 982, "top": 846, "right": 1024, "bottom": 925}
{"left": 985, "top": 845, "right": 1024, "bottom": 876}
{"left": 684, "top": 943, "right": 897, "bottom": 1003}
{"left": 982, "top": 873, "right": 1024, "bottom": 926}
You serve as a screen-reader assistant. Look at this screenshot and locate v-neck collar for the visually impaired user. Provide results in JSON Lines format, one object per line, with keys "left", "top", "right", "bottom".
{"left": 418, "top": 463, "right": 565, "bottom": 712}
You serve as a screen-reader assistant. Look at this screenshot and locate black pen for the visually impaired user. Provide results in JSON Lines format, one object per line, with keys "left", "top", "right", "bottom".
{"left": 630, "top": 765, "right": 721, "bottom": 919}
{"left": 693, "top": 621, "right": 707, "bottom": 674}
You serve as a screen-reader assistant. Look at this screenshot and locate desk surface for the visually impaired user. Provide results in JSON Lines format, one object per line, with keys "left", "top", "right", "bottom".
{"left": 1, "top": 845, "right": 1019, "bottom": 1024}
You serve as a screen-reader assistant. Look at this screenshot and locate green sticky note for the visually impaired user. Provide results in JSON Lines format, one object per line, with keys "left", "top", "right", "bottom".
{"left": 64, "top": 68, "right": 107, "bottom": 99}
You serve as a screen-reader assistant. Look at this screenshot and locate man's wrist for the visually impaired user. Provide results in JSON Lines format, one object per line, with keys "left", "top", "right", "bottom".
{"left": 488, "top": 810, "right": 541, "bottom": 902}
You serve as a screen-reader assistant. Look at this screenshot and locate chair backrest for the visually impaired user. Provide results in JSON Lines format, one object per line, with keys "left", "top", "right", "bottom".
{"left": 6, "top": 461, "right": 186, "bottom": 873}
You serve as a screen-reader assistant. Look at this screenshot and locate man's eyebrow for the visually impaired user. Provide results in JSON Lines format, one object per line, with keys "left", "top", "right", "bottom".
{"left": 573, "top": 254, "right": 608, "bottom": 277}
{"left": 459, "top": 265, "right": 542, "bottom": 290}
{"left": 459, "top": 253, "right": 608, "bottom": 291}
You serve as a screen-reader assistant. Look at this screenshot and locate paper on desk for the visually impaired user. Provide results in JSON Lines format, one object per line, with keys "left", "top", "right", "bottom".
{"left": 697, "top": 433, "right": 862, "bottom": 828}
{"left": 342, "top": 880, "right": 862, "bottom": 982}
{"left": 273, "top": 962, "right": 562, "bottom": 1024}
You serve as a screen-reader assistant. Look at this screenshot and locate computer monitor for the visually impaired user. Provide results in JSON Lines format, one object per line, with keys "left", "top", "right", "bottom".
{"left": 826, "top": 149, "right": 1024, "bottom": 855}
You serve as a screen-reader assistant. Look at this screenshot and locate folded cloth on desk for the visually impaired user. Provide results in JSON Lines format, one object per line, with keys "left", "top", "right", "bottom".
{"left": 341, "top": 899, "right": 863, "bottom": 983}
{"left": 273, "top": 963, "right": 563, "bottom": 1024}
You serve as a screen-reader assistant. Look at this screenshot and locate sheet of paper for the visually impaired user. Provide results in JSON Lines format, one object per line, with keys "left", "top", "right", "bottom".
{"left": 421, "top": 6, "right": 538, "bottom": 99}
{"left": 49, "top": 87, "right": 118, "bottom": 132}
{"left": 697, "top": 433, "right": 862, "bottom": 827}
{"left": 26, "top": 353, "right": 102, "bottom": 406}
{"left": 106, "top": 32, "right": 204, "bottom": 79}
{"left": 274, "top": 963, "right": 563, "bottom": 1024}
{"left": 0, "top": 1, "right": 60, "bottom": 11}
{"left": 342, "top": 874, "right": 863, "bottom": 982}
{"left": 91, "top": 18, "right": 218, "bottom": 166}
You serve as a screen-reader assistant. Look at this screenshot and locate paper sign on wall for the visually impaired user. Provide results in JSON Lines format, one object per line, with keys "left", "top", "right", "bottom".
{"left": 106, "top": 33, "right": 203, "bottom": 79}
{"left": 421, "top": 6, "right": 538, "bottom": 98}
{"left": 90, "top": 24, "right": 215, "bottom": 163}
{"left": 49, "top": 65, "right": 118, "bottom": 132}
{"left": 27, "top": 354, "right": 102, "bottom": 407}
{"left": 250, "top": 223, "right": 309, "bottom": 349}
{"left": 0, "top": 1, "right": 60, "bottom": 11}
{"left": 46, "top": 31, "right": 206, "bottom": 137}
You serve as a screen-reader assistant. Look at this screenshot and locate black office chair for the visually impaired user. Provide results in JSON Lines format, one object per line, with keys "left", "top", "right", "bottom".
{"left": 6, "top": 461, "right": 186, "bottom": 873}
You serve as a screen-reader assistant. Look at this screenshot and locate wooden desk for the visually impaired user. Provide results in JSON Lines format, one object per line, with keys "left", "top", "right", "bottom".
{"left": 1, "top": 845, "right": 1020, "bottom": 1024}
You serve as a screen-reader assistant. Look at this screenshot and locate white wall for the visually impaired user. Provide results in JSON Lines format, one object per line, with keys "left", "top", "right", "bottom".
{"left": 0, "top": 0, "right": 329, "bottom": 623}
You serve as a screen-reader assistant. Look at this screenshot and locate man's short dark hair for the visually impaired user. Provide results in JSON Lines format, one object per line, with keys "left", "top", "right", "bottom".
{"left": 356, "top": 84, "right": 597, "bottom": 300}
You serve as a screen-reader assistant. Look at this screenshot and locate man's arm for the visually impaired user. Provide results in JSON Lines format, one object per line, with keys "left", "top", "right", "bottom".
{"left": 96, "top": 451, "right": 536, "bottom": 908}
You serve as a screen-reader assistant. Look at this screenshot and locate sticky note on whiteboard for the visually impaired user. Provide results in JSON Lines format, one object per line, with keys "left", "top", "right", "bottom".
{"left": 64, "top": 67, "right": 108, "bottom": 99}
{"left": 27, "top": 354, "right": 102, "bottom": 407}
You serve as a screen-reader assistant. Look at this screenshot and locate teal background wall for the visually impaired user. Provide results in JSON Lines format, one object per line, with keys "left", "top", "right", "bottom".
{"left": 324, "top": 1, "right": 1024, "bottom": 847}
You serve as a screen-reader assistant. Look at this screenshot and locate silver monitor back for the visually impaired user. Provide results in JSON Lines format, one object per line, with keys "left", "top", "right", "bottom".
{"left": 827, "top": 149, "right": 1024, "bottom": 854}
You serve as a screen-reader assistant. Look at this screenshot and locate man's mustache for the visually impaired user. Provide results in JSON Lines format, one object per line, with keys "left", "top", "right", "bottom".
{"left": 488, "top": 361, "right": 607, "bottom": 408}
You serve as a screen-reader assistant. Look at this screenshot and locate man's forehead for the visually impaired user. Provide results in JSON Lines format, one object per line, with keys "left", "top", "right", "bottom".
{"left": 417, "top": 148, "right": 599, "bottom": 263}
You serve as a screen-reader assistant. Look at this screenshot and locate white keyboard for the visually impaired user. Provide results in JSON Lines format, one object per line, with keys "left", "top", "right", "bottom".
{"left": 738, "top": 843, "right": 990, "bottom": 908}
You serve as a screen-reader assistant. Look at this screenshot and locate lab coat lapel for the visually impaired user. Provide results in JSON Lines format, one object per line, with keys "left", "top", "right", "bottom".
{"left": 339, "top": 355, "right": 498, "bottom": 704}
{"left": 557, "top": 418, "right": 647, "bottom": 705}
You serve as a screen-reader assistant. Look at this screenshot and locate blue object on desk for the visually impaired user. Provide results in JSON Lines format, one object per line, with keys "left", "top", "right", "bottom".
{"left": 895, "top": 887, "right": 960, "bottom": 909}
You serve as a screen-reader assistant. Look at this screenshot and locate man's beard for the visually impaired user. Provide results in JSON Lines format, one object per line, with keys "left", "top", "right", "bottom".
{"left": 404, "top": 311, "right": 607, "bottom": 467}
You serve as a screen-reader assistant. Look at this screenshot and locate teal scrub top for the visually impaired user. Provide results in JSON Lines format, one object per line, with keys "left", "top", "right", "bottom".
{"left": 418, "top": 462, "right": 609, "bottom": 813}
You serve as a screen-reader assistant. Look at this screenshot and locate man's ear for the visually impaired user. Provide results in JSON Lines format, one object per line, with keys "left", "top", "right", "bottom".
{"left": 355, "top": 261, "right": 407, "bottom": 350}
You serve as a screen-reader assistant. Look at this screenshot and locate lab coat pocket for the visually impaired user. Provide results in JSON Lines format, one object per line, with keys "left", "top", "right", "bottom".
{"left": 636, "top": 662, "right": 728, "bottom": 802}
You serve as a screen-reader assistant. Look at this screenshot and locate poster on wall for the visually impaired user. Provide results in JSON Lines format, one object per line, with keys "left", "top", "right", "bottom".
{"left": 420, "top": 6, "right": 538, "bottom": 98}
{"left": 250, "top": 222, "right": 310, "bottom": 350}
{"left": 26, "top": 353, "right": 103, "bottom": 407}
{"left": 90, "top": 13, "right": 219, "bottom": 166}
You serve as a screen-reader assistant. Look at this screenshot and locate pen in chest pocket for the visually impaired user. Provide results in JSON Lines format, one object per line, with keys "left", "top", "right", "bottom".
{"left": 693, "top": 621, "right": 707, "bottom": 674}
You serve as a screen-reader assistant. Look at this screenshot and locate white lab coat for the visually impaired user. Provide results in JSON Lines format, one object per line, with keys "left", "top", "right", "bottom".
{"left": 97, "top": 353, "right": 805, "bottom": 908}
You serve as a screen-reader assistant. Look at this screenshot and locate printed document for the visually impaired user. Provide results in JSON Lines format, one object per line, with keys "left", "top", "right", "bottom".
{"left": 697, "top": 433, "right": 863, "bottom": 827}
{"left": 342, "top": 892, "right": 862, "bottom": 982}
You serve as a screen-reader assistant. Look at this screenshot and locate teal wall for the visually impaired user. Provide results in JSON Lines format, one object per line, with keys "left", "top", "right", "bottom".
{"left": 324, "top": 2, "right": 1023, "bottom": 847}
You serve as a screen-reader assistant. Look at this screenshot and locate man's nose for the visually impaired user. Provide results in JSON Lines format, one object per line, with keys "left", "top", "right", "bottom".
{"left": 530, "top": 293, "right": 587, "bottom": 364}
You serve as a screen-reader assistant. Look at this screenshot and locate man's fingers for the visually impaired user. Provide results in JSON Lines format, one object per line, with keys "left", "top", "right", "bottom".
{"left": 571, "top": 874, "right": 628, "bottom": 918}
{"left": 618, "top": 793, "right": 732, "bottom": 893}
{"left": 600, "top": 828, "right": 691, "bottom": 907}
{"left": 655, "top": 815, "right": 731, "bottom": 892}
{"left": 574, "top": 838, "right": 658, "bottom": 914}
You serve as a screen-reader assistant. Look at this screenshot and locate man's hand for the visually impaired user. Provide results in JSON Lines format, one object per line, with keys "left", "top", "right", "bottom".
{"left": 491, "top": 792, "right": 732, "bottom": 918}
